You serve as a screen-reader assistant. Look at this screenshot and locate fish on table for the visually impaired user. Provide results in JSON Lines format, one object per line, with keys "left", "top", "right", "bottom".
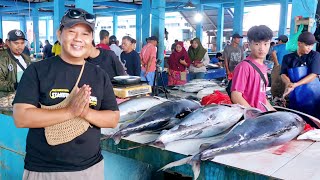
{"left": 160, "top": 111, "right": 305, "bottom": 179}
{"left": 118, "top": 96, "right": 168, "bottom": 123}
{"left": 111, "top": 99, "right": 201, "bottom": 144}
{"left": 153, "top": 104, "right": 245, "bottom": 149}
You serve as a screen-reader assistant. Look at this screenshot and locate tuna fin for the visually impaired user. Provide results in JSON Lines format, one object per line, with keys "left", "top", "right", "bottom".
{"left": 199, "top": 143, "right": 211, "bottom": 152}
{"left": 158, "top": 156, "right": 193, "bottom": 172}
{"left": 153, "top": 140, "right": 166, "bottom": 150}
{"left": 100, "top": 134, "right": 112, "bottom": 141}
{"left": 162, "top": 118, "right": 181, "bottom": 129}
{"left": 274, "top": 106, "right": 320, "bottom": 129}
{"left": 244, "top": 108, "right": 263, "bottom": 119}
{"left": 118, "top": 140, "right": 155, "bottom": 151}
{"left": 111, "top": 132, "right": 122, "bottom": 145}
{"left": 119, "top": 122, "right": 131, "bottom": 129}
{"left": 178, "top": 125, "right": 187, "bottom": 130}
{"left": 259, "top": 101, "right": 276, "bottom": 112}
{"left": 192, "top": 159, "right": 201, "bottom": 180}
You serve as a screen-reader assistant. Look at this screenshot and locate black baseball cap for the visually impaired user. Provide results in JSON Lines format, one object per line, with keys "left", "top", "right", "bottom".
{"left": 149, "top": 36, "right": 158, "bottom": 42}
{"left": 232, "top": 33, "right": 243, "bottom": 39}
{"left": 60, "top": 8, "right": 95, "bottom": 31}
{"left": 298, "top": 31, "right": 318, "bottom": 45}
{"left": 7, "top": 29, "right": 27, "bottom": 41}
{"left": 109, "top": 35, "right": 117, "bottom": 43}
{"left": 275, "top": 35, "right": 288, "bottom": 42}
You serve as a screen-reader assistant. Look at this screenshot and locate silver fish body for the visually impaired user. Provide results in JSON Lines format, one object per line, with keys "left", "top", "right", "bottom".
{"left": 112, "top": 99, "right": 201, "bottom": 144}
{"left": 118, "top": 96, "right": 167, "bottom": 122}
{"left": 200, "top": 111, "right": 305, "bottom": 160}
{"left": 160, "top": 111, "right": 305, "bottom": 180}
{"left": 155, "top": 105, "right": 243, "bottom": 147}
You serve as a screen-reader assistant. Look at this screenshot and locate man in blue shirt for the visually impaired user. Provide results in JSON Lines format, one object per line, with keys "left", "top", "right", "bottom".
{"left": 270, "top": 35, "right": 290, "bottom": 98}
{"left": 281, "top": 32, "right": 320, "bottom": 121}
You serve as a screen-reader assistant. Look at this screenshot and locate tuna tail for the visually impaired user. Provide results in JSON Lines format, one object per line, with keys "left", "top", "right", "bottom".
{"left": 159, "top": 155, "right": 201, "bottom": 180}
{"left": 111, "top": 132, "right": 122, "bottom": 145}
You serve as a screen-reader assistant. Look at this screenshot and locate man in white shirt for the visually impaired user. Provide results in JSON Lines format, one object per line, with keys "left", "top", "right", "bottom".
{"left": 109, "top": 35, "right": 122, "bottom": 61}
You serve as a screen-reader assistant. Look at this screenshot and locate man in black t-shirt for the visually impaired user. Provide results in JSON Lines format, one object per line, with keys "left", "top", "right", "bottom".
{"left": 13, "top": 8, "right": 119, "bottom": 179}
{"left": 42, "top": 39, "right": 53, "bottom": 59}
{"left": 86, "top": 42, "right": 126, "bottom": 79}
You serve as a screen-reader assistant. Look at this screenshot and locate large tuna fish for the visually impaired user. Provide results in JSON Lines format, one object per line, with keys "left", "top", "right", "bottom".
{"left": 111, "top": 99, "right": 201, "bottom": 144}
{"left": 118, "top": 96, "right": 168, "bottom": 123}
{"left": 153, "top": 105, "right": 244, "bottom": 148}
{"left": 160, "top": 111, "right": 305, "bottom": 179}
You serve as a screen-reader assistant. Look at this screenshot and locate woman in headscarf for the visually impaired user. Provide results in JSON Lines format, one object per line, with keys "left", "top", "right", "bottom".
{"left": 188, "top": 38, "right": 210, "bottom": 80}
{"left": 167, "top": 41, "right": 190, "bottom": 85}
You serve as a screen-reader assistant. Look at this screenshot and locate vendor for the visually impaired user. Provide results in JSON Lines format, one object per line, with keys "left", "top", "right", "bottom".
{"left": 187, "top": 38, "right": 210, "bottom": 80}
{"left": 0, "top": 29, "right": 31, "bottom": 98}
{"left": 120, "top": 36, "right": 141, "bottom": 76}
{"left": 281, "top": 31, "right": 320, "bottom": 120}
{"left": 167, "top": 41, "right": 190, "bottom": 85}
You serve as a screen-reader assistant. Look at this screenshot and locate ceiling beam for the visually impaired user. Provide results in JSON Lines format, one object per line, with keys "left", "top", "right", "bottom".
{"left": 0, "top": 0, "right": 33, "bottom": 8}
{"left": 0, "top": 7, "right": 30, "bottom": 13}
{"left": 203, "top": 13, "right": 217, "bottom": 36}
{"left": 94, "top": 1, "right": 139, "bottom": 9}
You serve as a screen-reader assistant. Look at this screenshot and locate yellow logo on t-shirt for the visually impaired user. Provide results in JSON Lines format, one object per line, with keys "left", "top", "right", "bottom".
{"left": 49, "top": 89, "right": 70, "bottom": 99}
{"left": 90, "top": 96, "right": 98, "bottom": 106}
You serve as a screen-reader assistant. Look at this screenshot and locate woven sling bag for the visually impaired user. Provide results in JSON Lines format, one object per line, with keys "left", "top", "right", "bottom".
{"left": 42, "top": 62, "right": 91, "bottom": 146}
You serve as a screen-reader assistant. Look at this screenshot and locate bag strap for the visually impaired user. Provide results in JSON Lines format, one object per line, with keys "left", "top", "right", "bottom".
{"left": 244, "top": 60, "right": 267, "bottom": 87}
{"left": 73, "top": 62, "right": 86, "bottom": 88}
{"left": 7, "top": 49, "right": 26, "bottom": 71}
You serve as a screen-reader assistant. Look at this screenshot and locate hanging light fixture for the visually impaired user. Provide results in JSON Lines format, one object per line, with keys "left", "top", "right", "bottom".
{"left": 183, "top": 0, "right": 196, "bottom": 9}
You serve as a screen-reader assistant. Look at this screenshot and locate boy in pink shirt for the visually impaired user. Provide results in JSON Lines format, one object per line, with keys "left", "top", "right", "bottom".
{"left": 231, "top": 25, "right": 275, "bottom": 112}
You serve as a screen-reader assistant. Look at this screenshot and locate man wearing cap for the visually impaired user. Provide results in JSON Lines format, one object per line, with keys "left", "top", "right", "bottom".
{"left": 270, "top": 35, "right": 290, "bottom": 98}
{"left": 109, "top": 35, "right": 122, "bottom": 61}
{"left": 140, "top": 35, "right": 158, "bottom": 86}
{"left": 281, "top": 31, "right": 320, "bottom": 121}
{"left": 13, "top": 8, "right": 119, "bottom": 179}
{"left": 223, "top": 33, "right": 244, "bottom": 96}
{"left": 96, "top": 29, "right": 111, "bottom": 50}
{"left": 223, "top": 33, "right": 244, "bottom": 78}
{"left": 0, "top": 29, "right": 31, "bottom": 98}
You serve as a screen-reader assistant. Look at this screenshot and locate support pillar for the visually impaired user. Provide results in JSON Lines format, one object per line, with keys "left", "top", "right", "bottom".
{"left": 33, "top": 12, "right": 40, "bottom": 54}
{"left": 0, "top": 16, "right": 3, "bottom": 39}
{"left": 151, "top": 0, "right": 165, "bottom": 66}
{"left": 75, "top": 0, "right": 93, "bottom": 14}
{"left": 290, "top": 0, "right": 318, "bottom": 35}
{"left": 196, "top": 4, "right": 204, "bottom": 41}
{"left": 233, "top": 0, "right": 244, "bottom": 36}
{"left": 113, "top": 13, "right": 118, "bottom": 36}
{"left": 20, "top": 17, "right": 27, "bottom": 39}
{"left": 136, "top": 8, "right": 142, "bottom": 52}
{"left": 142, "top": 0, "right": 151, "bottom": 46}
{"left": 46, "top": 17, "right": 50, "bottom": 41}
{"left": 53, "top": 0, "right": 65, "bottom": 41}
{"left": 278, "top": 0, "right": 289, "bottom": 35}
{"left": 216, "top": 5, "right": 224, "bottom": 51}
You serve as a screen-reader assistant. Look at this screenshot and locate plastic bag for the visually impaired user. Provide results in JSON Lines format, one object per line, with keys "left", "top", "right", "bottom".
{"left": 286, "top": 24, "right": 304, "bottom": 52}
{"left": 200, "top": 90, "right": 232, "bottom": 105}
